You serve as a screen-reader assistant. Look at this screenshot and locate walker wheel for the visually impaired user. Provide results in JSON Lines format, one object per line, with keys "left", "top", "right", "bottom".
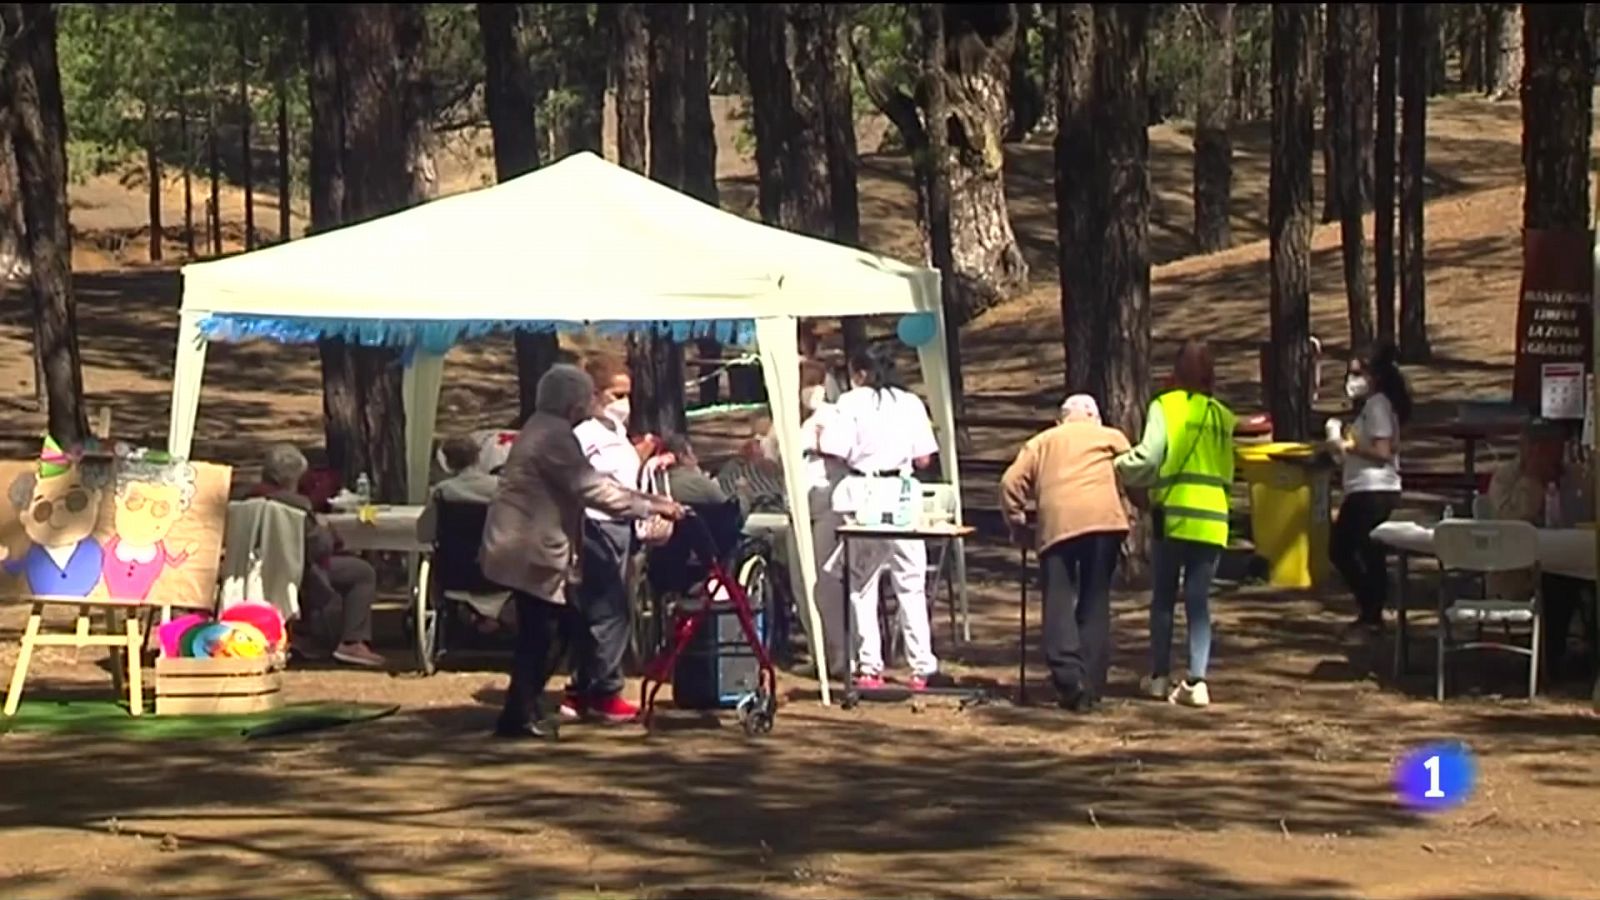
{"left": 737, "top": 690, "right": 777, "bottom": 736}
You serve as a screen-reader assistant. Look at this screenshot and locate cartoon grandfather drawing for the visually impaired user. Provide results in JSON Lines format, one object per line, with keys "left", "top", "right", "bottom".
{"left": 101, "top": 459, "right": 199, "bottom": 602}
{"left": 0, "top": 439, "right": 110, "bottom": 597}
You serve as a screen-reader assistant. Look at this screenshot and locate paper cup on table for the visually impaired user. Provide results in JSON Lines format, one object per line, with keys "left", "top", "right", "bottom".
{"left": 1324, "top": 418, "right": 1343, "bottom": 442}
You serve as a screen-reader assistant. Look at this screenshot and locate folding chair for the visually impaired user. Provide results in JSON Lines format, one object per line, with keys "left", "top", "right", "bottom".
{"left": 1433, "top": 519, "right": 1543, "bottom": 702}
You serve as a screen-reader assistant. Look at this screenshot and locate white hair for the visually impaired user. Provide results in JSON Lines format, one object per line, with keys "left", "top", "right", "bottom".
{"left": 115, "top": 459, "right": 198, "bottom": 511}
{"left": 261, "top": 444, "right": 309, "bottom": 488}
{"left": 536, "top": 364, "right": 596, "bottom": 418}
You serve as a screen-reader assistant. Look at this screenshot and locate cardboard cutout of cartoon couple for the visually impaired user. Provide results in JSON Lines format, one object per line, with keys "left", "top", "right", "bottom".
{"left": 0, "top": 438, "right": 230, "bottom": 606}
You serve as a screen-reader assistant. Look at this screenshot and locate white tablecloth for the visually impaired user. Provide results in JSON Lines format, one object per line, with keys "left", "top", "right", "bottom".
{"left": 325, "top": 505, "right": 428, "bottom": 554}
{"left": 1372, "top": 520, "right": 1597, "bottom": 582}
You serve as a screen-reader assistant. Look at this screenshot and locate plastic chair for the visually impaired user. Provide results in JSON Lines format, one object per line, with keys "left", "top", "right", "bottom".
{"left": 1432, "top": 519, "right": 1543, "bottom": 701}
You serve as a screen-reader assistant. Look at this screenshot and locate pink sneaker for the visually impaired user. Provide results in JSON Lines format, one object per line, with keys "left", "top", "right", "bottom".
{"left": 559, "top": 690, "right": 586, "bottom": 721}
{"left": 907, "top": 674, "right": 928, "bottom": 692}
{"left": 854, "top": 673, "right": 885, "bottom": 690}
{"left": 585, "top": 692, "right": 640, "bottom": 724}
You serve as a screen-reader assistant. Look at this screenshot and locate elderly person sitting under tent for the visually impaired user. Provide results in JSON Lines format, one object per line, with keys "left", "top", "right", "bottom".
{"left": 246, "top": 445, "right": 385, "bottom": 668}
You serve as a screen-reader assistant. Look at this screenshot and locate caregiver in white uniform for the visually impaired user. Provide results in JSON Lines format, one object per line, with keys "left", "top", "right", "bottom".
{"left": 818, "top": 347, "right": 940, "bottom": 690}
{"left": 797, "top": 372, "right": 850, "bottom": 678}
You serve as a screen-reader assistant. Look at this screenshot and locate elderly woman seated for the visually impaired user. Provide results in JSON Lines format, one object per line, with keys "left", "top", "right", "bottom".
{"left": 247, "top": 445, "right": 386, "bottom": 668}
{"left": 418, "top": 435, "right": 500, "bottom": 542}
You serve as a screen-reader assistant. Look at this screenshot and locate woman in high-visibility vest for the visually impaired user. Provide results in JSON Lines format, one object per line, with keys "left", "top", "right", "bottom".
{"left": 1116, "top": 340, "right": 1235, "bottom": 708}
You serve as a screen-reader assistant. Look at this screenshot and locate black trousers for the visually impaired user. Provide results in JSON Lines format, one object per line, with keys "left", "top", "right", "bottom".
{"left": 568, "top": 518, "right": 633, "bottom": 699}
{"left": 1329, "top": 490, "right": 1400, "bottom": 623}
{"left": 1543, "top": 574, "right": 1596, "bottom": 682}
{"left": 1040, "top": 531, "right": 1123, "bottom": 700}
{"left": 500, "top": 591, "right": 563, "bottom": 728}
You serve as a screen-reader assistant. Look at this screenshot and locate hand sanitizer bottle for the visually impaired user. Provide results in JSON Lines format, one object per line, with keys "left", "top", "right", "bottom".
{"left": 355, "top": 472, "right": 372, "bottom": 504}
{"left": 893, "top": 475, "right": 916, "bottom": 528}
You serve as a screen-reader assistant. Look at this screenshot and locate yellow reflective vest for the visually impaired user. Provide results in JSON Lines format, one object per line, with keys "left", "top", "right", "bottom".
{"left": 1151, "top": 389, "right": 1236, "bottom": 547}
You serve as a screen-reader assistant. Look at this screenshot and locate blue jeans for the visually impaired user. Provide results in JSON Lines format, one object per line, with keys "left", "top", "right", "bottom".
{"left": 1151, "top": 537, "right": 1222, "bottom": 680}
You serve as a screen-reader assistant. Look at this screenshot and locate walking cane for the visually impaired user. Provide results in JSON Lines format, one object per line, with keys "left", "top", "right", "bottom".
{"left": 1018, "top": 544, "right": 1029, "bottom": 705}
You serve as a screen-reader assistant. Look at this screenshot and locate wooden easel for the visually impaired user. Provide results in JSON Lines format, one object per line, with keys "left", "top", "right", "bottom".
{"left": 2, "top": 407, "right": 151, "bottom": 716}
{"left": 4, "top": 597, "right": 147, "bottom": 716}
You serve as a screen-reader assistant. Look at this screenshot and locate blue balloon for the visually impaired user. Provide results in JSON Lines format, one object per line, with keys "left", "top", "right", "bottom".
{"left": 897, "top": 313, "right": 938, "bottom": 348}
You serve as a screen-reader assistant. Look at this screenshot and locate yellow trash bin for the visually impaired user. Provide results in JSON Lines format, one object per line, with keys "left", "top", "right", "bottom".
{"left": 1235, "top": 442, "right": 1334, "bottom": 590}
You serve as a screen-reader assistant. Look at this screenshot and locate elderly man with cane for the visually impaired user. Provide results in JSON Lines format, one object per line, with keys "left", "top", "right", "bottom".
{"left": 481, "top": 364, "right": 685, "bottom": 740}
{"left": 1002, "top": 394, "right": 1131, "bottom": 712}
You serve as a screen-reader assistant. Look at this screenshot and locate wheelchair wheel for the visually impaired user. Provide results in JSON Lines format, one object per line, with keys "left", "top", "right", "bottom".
{"left": 411, "top": 559, "right": 440, "bottom": 676}
{"left": 626, "top": 558, "right": 663, "bottom": 673}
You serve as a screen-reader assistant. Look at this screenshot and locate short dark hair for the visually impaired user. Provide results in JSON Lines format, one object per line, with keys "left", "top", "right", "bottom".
{"left": 662, "top": 432, "right": 695, "bottom": 460}
{"left": 440, "top": 435, "right": 480, "bottom": 473}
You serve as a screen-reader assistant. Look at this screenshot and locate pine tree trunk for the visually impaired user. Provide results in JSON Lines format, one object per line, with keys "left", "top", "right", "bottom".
{"left": 480, "top": 1, "right": 560, "bottom": 421}
{"left": 941, "top": 4, "right": 1027, "bottom": 324}
{"left": 1426, "top": 4, "right": 1446, "bottom": 96}
{"left": 1, "top": 2, "right": 88, "bottom": 445}
{"left": 684, "top": 3, "right": 718, "bottom": 206}
{"left": 1321, "top": 4, "right": 1340, "bottom": 224}
{"left": 825, "top": 4, "right": 866, "bottom": 356}
{"left": 145, "top": 103, "right": 163, "bottom": 262}
{"left": 782, "top": 4, "right": 832, "bottom": 237}
{"left": 1522, "top": 5, "right": 1594, "bottom": 232}
{"left": 1331, "top": 3, "right": 1374, "bottom": 353}
{"left": 1399, "top": 3, "right": 1431, "bottom": 363}
{"left": 307, "top": 3, "right": 361, "bottom": 479}
{"left": 208, "top": 83, "right": 221, "bottom": 255}
{"left": 1375, "top": 3, "right": 1397, "bottom": 346}
{"left": 744, "top": 4, "right": 791, "bottom": 226}
{"left": 1269, "top": 3, "right": 1315, "bottom": 442}
{"left": 1459, "top": 4, "right": 1484, "bottom": 93}
{"left": 1055, "top": 3, "right": 1097, "bottom": 393}
{"left": 239, "top": 20, "right": 254, "bottom": 251}
{"left": 1490, "top": 4, "right": 1522, "bottom": 100}
{"left": 548, "top": 3, "right": 606, "bottom": 158}
{"left": 1005, "top": 1, "right": 1043, "bottom": 140}
{"left": 181, "top": 103, "right": 196, "bottom": 256}
{"left": 634, "top": 2, "right": 693, "bottom": 439}
{"left": 277, "top": 72, "right": 290, "bottom": 242}
{"left": 920, "top": 2, "right": 963, "bottom": 422}
{"left": 0, "top": 78, "right": 44, "bottom": 414}
{"left": 614, "top": 4, "right": 649, "bottom": 174}
{"left": 1193, "top": 2, "right": 1233, "bottom": 254}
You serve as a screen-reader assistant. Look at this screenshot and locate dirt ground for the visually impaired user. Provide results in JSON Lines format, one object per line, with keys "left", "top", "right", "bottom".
{"left": 2, "top": 94, "right": 1600, "bottom": 898}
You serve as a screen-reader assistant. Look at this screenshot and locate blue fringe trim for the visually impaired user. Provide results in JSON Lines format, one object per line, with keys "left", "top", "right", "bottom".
{"left": 196, "top": 314, "right": 756, "bottom": 355}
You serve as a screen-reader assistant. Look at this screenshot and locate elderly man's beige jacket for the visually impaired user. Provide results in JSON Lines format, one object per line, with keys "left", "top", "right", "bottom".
{"left": 480, "top": 411, "right": 648, "bottom": 603}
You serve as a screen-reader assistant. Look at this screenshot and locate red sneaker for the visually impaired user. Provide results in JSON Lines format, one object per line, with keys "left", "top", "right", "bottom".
{"left": 854, "top": 673, "right": 885, "bottom": 690}
{"left": 559, "top": 690, "right": 586, "bottom": 721}
{"left": 907, "top": 675, "right": 928, "bottom": 692}
{"left": 585, "top": 692, "right": 639, "bottom": 724}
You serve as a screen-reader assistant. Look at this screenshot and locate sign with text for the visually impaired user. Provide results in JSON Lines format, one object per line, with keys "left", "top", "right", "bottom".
{"left": 1513, "top": 228, "right": 1595, "bottom": 411}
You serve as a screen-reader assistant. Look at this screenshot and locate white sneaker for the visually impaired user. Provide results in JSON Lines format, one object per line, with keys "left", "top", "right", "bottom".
{"left": 1141, "top": 675, "right": 1171, "bottom": 699}
{"left": 1169, "top": 680, "right": 1211, "bottom": 708}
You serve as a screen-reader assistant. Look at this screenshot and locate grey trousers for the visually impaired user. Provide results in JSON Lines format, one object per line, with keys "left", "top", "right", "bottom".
{"left": 570, "top": 518, "right": 633, "bottom": 699}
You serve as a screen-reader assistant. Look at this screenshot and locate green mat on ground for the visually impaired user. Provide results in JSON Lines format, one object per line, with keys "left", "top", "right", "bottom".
{"left": 0, "top": 699, "right": 399, "bottom": 740}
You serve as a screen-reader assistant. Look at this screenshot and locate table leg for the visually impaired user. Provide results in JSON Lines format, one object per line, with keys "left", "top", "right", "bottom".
{"left": 841, "top": 536, "right": 856, "bottom": 706}
{"left": 1393, "top": 551, "right": 1411, "bottom": 679}
{"left": 4, "top": 607, "right": 42, "bottom": 716}
{"left": 1463, "top": 438, "right": 1478, "bottom": 512}
{"left": 125, "top": 614, "right": 143, "bottom": 716}
{"left": 108, "top": 609, "right": 125, "bottom": 697}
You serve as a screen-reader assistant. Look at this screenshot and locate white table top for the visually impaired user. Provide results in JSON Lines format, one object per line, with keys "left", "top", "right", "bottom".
{"left": 324, "top": 505, "right": 427, "bottom": 554}
{"left": 1372, "top": 520, "right": 1597, "bottom": 582}
{"left": 837, "top": 522, "right": 974, "bottom": 540}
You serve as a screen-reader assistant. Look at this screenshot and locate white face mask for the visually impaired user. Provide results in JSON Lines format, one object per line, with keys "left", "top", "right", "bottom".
{"left": 1345, "top": 376, "right": 1370, "bottom": 400}
{"left": 603, "top": 397, "right": 630, "bottom": 428}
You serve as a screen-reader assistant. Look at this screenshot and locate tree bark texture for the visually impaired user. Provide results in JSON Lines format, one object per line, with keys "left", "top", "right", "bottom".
{"left": 239, "top": 19, "right": 254, "bottom": 250}
{"left": 743, "top": 4, "right": 790, "bottom": 226}
{"left": 145, "top": 102, "right": 162, "bottom": 262}
{"left": 920, "top": 2, "right": 964, "bottom": 420}
{"left": 480, "top": 1, "right": 561, "bottom": 421}
{"left": 1269, "top": 2, "right": 1315, "bottom": 442}
{"left": 614, "top": 3, "right": 648, "bottom": 174}
{"left": 1055, "top": 3, "right": 1096, "bottom": 393}
{"left": 181, "top": 104, "right": 195, "bottom": 255}
{"left": 1320, "top": 4, "right": 1339, "bottom": 225}
{"left": 1005, "top": 1, "right": 1043, "bottom": 140}
{"left": 1398, "top": 3, "right": 1430, "bottom": 363}
{"left": 207, "top": 83, "right": 221, "bottom": 255}
{"left": 0, "top": 64, "right": 43, "bottom": 414}
{"left": 825, "top": 5, "right": 865, "bottom": 356}
{"left": 632, "top": 2, "right": 696, "bottom": 439}
{"left": 1193, "top": 2, "right": 1233, "bottom": 254}
{"left": 1522, "top": 5, "right": 1594, "bottom": 233}
{"left": 683, "top": 3, "right": 717, "bottom": 206}
{"left": 277, "top": 72, "right": 290, "bottom": 242}
{"left": 1458, "top": 4, "right": 1484, "bottom": 93}
{"left": 1374, "top": 3, "right": 1397, "bottom": 346}
{"left": 1490, "top": 4, "right": 1522, "bottom": 100}
{"left": 1330, "top": 3, "right": 1374, "bottom": 353}
{"left": 1, "top": 2, "right": 88, "bottom": 445}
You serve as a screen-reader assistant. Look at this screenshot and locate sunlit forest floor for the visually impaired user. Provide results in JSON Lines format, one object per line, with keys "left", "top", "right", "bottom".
{"left": 1, "top": 95, "right": 1598, "bottom": 898}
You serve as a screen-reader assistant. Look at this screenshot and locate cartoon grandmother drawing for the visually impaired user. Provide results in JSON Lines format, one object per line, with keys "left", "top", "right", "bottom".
{"left": 0, "top": 440, "right": 110, "bottom": 597}
{"left": 101, "top": 459, "right": 199, "bottom": 602}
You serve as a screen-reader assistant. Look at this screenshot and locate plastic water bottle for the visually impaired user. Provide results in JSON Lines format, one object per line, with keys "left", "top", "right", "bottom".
{"left": 893, "top": 475, "right": 917, "bottom": 528}
{"left": 355, "top": 472, "right": 372, "bottom": 503}
{"left": 1441, "top": 504, "right": 1455, "bottom": 521}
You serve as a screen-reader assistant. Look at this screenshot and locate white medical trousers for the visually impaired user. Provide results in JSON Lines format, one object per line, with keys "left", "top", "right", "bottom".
{"left": 848, "top": 537, "right": 938, "bottom": 676}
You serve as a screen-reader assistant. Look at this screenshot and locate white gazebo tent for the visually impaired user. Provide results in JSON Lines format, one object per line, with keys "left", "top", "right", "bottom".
{"left": 166, "top": 151, "right": 967, "bottom": 704}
